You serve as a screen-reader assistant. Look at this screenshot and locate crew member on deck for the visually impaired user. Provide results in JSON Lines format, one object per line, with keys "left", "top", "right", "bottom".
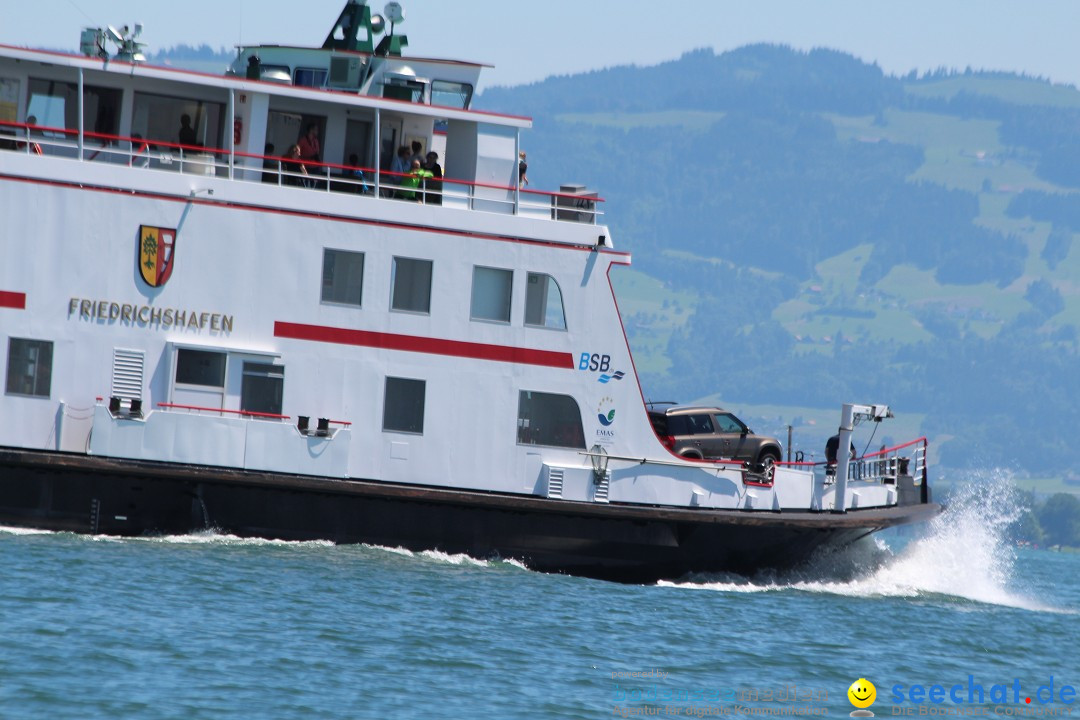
{"left": 178, "top": 114, "right": 196, "bottom": 147}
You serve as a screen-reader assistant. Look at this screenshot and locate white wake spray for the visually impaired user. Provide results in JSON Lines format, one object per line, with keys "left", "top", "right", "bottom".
{"left": 662, "top": 470, "right": 1069, "bottom": 613}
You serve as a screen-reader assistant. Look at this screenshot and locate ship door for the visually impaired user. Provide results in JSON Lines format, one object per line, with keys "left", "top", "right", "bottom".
{"left": 379, "top": 117, "right": 403, "bottom": 170}
{"left": 344, "top": 118, "right": 373, "bottom": 170}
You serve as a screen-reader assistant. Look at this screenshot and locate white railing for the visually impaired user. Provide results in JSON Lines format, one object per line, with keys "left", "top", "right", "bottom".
{"left": 0, "top": 121, "right": 604, "bottom": 224}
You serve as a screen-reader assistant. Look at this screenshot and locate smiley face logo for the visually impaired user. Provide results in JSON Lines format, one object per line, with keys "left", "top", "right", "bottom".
{"left": 848, "top": 678, "right": 876, "bottom": 713}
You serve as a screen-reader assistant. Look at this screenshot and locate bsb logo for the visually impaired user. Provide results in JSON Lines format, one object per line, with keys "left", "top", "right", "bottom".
{"left": 580, "top": 352, "right": 625, "bottom": 383}
{"left": 138, "top": 225, "right": 177, "bottom": 288}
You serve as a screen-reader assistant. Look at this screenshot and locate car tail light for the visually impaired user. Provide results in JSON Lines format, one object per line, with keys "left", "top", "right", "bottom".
{"left": 660, "top": 435, "right": 676, "bottom": 450}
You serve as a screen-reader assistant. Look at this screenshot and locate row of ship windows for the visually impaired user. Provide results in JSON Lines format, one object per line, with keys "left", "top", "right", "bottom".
{"left": 323, "top": 249, "right": 568, "bottom": 329}
{"left": 5, "top": 339, "right": 587, "bottom": 450}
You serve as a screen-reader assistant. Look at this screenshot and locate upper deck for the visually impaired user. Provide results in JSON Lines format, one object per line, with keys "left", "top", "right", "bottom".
{"left": 0, "top": 2, "right": 605, "bottom": 241}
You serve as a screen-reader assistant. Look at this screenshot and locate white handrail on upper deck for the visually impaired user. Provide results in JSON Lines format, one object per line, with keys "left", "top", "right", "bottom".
{"left": 0, "top": 120, "right": 604, "bottom": 225}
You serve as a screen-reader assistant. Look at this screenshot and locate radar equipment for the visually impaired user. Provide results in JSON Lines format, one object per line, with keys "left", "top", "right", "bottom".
{"left": 374, "top": 1, "right": 408, "bottom": 56}
{"left": 80, "top": 22, "right": 147, "bottom": 62}
{"left": 323, "top": 0, "right": 386, "bottom": 54}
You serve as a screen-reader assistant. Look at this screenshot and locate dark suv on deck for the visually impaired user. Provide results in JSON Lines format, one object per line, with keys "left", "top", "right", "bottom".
{"left": 647, "top": 404, "right": 783, "bottom": 466}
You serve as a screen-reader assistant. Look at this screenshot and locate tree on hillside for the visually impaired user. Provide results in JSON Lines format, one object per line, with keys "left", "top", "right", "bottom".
{"left": 1035, "top": 493, "right": 1080, "bottom": 547}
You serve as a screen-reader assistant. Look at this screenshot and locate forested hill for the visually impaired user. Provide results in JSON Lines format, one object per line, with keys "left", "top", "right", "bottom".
{"left": 479, "top": 46, "right": 1080, "bottom": 481}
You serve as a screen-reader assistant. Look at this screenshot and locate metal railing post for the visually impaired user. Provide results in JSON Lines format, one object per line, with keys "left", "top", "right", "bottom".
{"left": 227, "top": 88, "right": 235, "bottom": 180}
{"left": 77, "top": 68, "right": 84, "bottom": 160}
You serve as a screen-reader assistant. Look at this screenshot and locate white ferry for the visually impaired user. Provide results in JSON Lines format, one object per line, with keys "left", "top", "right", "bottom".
{"left": 0, "top": 1, "right": 938, "bottom": 582}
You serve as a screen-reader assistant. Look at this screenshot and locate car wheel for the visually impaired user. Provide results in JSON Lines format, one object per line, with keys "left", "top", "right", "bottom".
{"left": 757, "top": 449, "right": 780, "bottom": 467}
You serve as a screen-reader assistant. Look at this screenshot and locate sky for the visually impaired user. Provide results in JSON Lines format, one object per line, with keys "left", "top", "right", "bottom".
{"left": 3, "top": 0, "right": 1080, "bottom": 92}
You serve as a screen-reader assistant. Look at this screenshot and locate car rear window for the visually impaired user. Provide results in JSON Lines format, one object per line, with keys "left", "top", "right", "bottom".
{"left": 648, "top": 412, "right": 668, "bottom": 434}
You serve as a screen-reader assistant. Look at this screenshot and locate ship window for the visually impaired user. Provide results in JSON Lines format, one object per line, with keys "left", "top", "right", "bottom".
{"left": 27, "top": 78, "right": 121, "bottom": 139}
{"left": 391, "top": 257, "right": 433, "bottom": 314}
{"left": 470, "top": 266, "right": 512, "bottom": 323}
{"left": 241, "top": 362, "right": 285, "bottom": 417}
{"left": 132, "top": 92, "right": 224, "bottom": 150}
{"left": 293, "top": 67, "right": 329, "bottom": 88}
{"left": 322, "top": 249, "right": 365, "bottom": 306}
{"left": 516, "top": 391, "right": 585, "bottom": 449}
{"left": 431, "top": 80, "right": 473, "bottom": 110}
{"left": 383, "top": 377, "right": 425, "bottom": 434}
{"left": 175, "top": 349, "right": 226, "bottom": 387}
{"left": 382, "top": 77, "right": 425, "bottom": 103}
{"left": 524, "top": 273, "right": 567, "bottom": 330}
{"left": 5, "top": 338, "right": 53, "bottom": 398}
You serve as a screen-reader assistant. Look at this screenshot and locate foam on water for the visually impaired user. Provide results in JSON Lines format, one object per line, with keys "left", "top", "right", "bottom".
{"left": 0, "top": 525, "right": 56, "bottom": 536}
{"left": 367, "top": 544, "right": 531, "bottom": 571}
{"left": 662, "top": 470, "right": 1070, "bottom": 614}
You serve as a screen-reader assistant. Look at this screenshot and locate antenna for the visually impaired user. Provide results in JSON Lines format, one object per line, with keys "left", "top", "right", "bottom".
{"left": 384, "top": 2, "right": 404, "bottom": 25}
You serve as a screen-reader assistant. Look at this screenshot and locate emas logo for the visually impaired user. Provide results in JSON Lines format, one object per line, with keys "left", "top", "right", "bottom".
{"left": 597, "top": 396, "right": 616, "bottom": 427}
{"left": 138, "top": 225, "right": 177, "bottom": 288}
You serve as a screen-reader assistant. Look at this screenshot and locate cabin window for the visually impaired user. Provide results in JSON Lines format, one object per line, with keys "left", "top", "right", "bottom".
{"left": 5, "top": 338, "right": 53, "bottom": 398}
{"left": 175, "top": 349, "right": 226, "bottom": 387}
{"left": 27, "top": 78, "right": 121, "bottom": 139}
{"left": 241, "top": 362, "right": 285, "bottom": 417}
{"left": 383, "top": 377, "right": 425, "bottom": 434}
{"left": 470, "top": 266, "right": 512, "bottom": 323}
{"left": 431, "top": 80, "right": 473, "bottom": 110}
{"left": 132, "top": 92, "right": 224, "bottom": 150}
{"left": 382, "top": 77, "right": 425, "bottom": 103}
{"left": 293, "top": 67, "right": 329, "bottom": 88}
{"left": 524, "top": 273, "right": 567, "bottom": 330}
{"left": 516, "top": 391, "right": 585, "bottom": 449}
{"left": 390, "top": 257, "right": 433, "bottom": 314}
{"left": 322, "top": 249, "right": 365, "bottom": 307}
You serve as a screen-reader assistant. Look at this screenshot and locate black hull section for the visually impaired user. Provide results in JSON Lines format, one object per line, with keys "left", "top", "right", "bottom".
{"left": 0, "top": 448, "right": 939, "bottom": 583}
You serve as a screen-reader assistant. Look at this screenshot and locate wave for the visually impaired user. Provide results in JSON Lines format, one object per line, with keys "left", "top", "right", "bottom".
{"left": 368, "top": 544, "right": 531, "bottom": 571}
{"left": 661, "top": 470, "right": 1071, "bottom": 614}
{"left": 0, "top": 524, "right": 56, "bottom": 536}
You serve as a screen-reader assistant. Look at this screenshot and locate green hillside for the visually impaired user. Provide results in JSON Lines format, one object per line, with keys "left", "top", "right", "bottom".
{"left": 480, "top": 48, "right": 1080, "bottom": 484}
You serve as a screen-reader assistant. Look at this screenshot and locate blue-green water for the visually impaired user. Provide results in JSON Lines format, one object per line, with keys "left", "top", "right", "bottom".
{"left": 1, "top": 477, "right": 1077, "bottom": 719}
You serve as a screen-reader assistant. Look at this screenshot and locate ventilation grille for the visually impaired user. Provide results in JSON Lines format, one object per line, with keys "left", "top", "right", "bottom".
{"left": 329, "top": 56, "right": 352, "bottom": 85}
{"left": 593, "top": 472, "right": 610, "bottom": 503}
{"left": 547, "top": 468, "right": 564, "bottom": 499}
{"left": 111, "top": 348, "right": 144, "bottom": 401}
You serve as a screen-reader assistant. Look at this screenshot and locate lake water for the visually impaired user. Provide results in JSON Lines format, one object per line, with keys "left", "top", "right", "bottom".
{"left": 1, "top": 472, "right": 1076, "bottom": 719}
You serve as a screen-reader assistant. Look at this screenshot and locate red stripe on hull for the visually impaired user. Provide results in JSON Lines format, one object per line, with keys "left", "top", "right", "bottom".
{"left": 274, "top": 321, "right": 574, "bottom": 369}
{"left": 0, "top": 291, "right": 26, "bottom": 309}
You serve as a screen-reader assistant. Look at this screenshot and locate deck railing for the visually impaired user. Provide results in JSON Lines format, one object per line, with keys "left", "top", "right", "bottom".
{"left": 0, "top": 120, "right": 604, "bottom": 224}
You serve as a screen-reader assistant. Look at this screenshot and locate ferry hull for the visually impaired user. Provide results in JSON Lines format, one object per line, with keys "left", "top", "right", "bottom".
{"left": 0, "top": 448, "right": 939, "bottom": 583}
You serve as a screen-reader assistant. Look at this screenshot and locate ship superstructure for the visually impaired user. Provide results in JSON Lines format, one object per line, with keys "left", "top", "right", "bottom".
{"left": 0, "top": 1, "right": 937, "bottom": 582}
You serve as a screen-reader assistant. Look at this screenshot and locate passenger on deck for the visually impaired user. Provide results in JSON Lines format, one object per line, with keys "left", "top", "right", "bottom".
{"left": 389, "top": 146, "right": 410, "bottom": 197}
{"left": 409, "top": 140, "right": 425, "bottom": 168}
{"left": 129, "top": 134, "right": 150, "bottom": 167}
{"left": 282, "top": 144, "right": 308, "bottom": 187}
{"left": 423, "top": 151, "right": 443, "bottom": 205}
{"left": 824, "top": 434, "right": 856, "bottom": 475}
{"left": 298, "top": 123, "right": 321, "bottom": 164}
{"left": 262, "top": 143, "right": 277, "bottom": 183}
{"left": 347, "top": 153, "right": 370, "bottom": 194}
{"left": 518, "top": 151, "right": 528, "bottom": 187}
{"left": 178, "top": 114, "right": 196, "bottom": 147}
{"left": 297, "top": 124, "right": 322, "bottom": 187}
{"left": 17, "top": 115, "right": 43, "bottom": 155}
{"left": 401, "top": 159, "right": 432, "bottom": 202}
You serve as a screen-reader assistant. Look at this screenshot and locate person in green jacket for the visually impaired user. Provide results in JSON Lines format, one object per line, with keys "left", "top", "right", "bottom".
{"left": 401, "top": 159, "right": 433, "bottom": 202}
